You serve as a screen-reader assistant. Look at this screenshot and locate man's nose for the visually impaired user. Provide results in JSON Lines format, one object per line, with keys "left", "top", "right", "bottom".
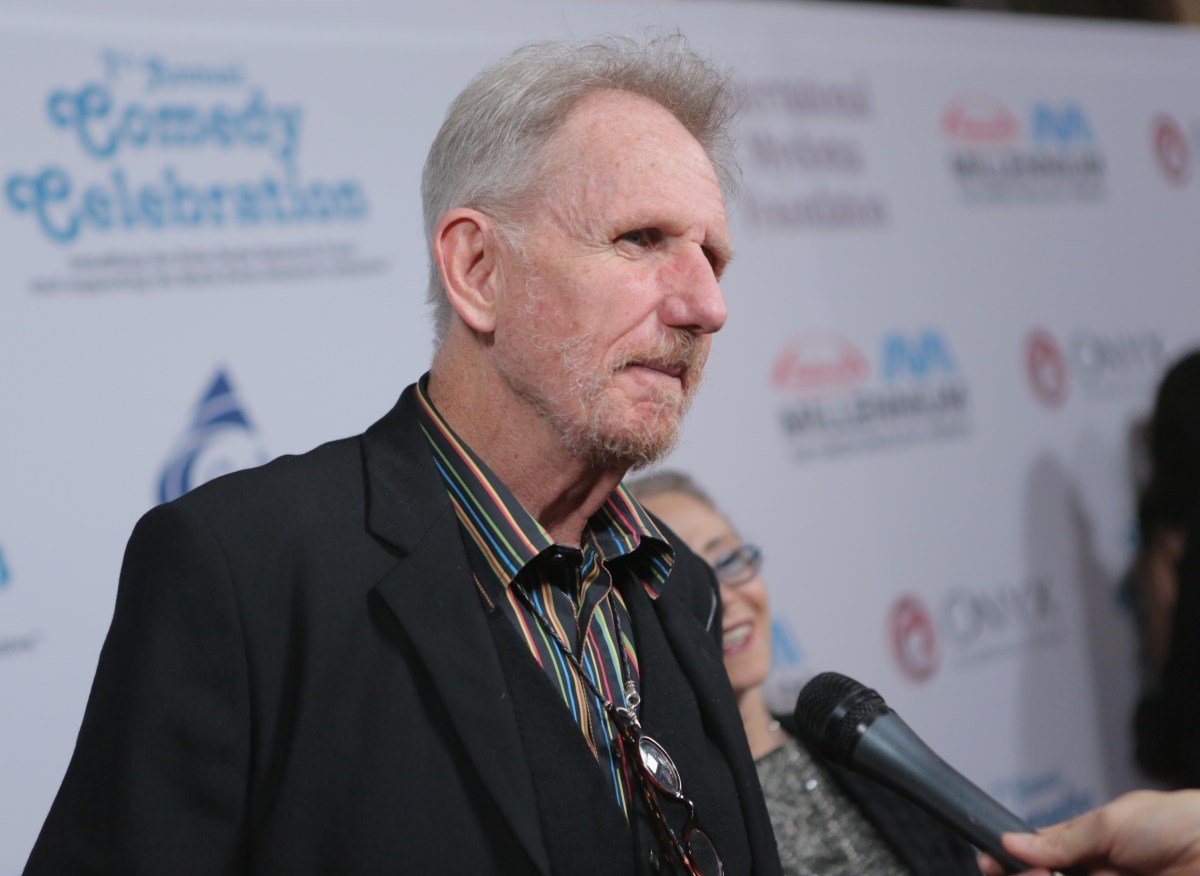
{"left": 658, "top": 246, "right": 728, "bottom": 335}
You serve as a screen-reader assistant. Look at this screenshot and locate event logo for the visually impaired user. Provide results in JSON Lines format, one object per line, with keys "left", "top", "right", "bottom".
{"left": 992, "top": 769, "right": 1098, "bottom": 828}
{"left": 773, "top": 329, "right": 971, "bottom": 460}
{"left": 1024, "top": 327, "right": 1166, "bottom": 406}
{"left": 737, "top": 73, "right": 890, "bottom": 230}
{"left": 1025, "top": 329, "right": 1069, "bottom": 408}
{"left": 1152, "top": 113, "right": 1192, "bottom": 186}
{"left": 941, "top": 92, "right": 1020, "bottom": 144}
{"left": 889, "top": 595, "right": 941, "bottom": 683}
{"left": 5, "top": 50, "right": 369, "bottom": 245}
{"left": 738, "top": 75, "right": 874, "bottom": 117}
{"left": 943, "top": 93, "right": 1106, "bottom": 204}
{"left": 887, "top": 578, "right": 1066, "bottom": 683}
{"left": 771, "top": 332, "right": 869, "bottom": 392}
{"left": 158, "top": 369, "right": 269, "bottom": 503}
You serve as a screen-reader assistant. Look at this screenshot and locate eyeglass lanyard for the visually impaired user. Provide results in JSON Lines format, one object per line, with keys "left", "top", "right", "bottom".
{"left": 511, "top": 576, "right": 709, "bottom": 876}
{"left": 510, "top": 574, "right": 641, "bottom": 725}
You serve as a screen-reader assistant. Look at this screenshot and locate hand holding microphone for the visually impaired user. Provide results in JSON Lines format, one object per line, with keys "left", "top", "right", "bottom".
{"left": 978, "top": 789, "right": 1200, "bottom": 876}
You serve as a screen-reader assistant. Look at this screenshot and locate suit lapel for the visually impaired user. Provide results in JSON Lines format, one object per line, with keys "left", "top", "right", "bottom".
{"left": 649, "top": 585, "right": 736, "bottom": 750}
{"left": 362, "top": 386, "right": 550, "bottom": 876}
{"left": 651, "top": 566, "right": 783, "bottom": 875}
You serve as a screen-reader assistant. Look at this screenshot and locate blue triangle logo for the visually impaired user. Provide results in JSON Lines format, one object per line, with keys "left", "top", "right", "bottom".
{"left": 157, "top": 369, "right": 268, "bottom": 504}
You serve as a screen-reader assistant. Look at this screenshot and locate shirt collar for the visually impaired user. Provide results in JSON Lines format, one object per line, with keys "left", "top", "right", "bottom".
{"left": 414, "top": 374, "right": 673, "bottom": 596}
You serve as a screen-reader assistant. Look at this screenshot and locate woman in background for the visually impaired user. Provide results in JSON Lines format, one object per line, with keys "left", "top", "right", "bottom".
{"left": 1130, "top": 350, "right": 1200, "bottom": 787}
{"left": 630, "top": 471, "right": 978, "bottom": 876}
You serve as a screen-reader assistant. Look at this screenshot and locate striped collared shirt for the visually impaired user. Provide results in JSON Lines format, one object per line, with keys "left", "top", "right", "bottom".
{"left": 415, "top": 376, "right": 674, "bottom": 819}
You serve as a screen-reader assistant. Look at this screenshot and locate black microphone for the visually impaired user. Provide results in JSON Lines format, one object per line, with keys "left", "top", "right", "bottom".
{"left": 794, "top": 671, "right": 1082, "bottom": 876}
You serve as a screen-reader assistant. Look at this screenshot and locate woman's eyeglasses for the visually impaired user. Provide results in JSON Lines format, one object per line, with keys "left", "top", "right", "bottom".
{"left": 711, "top": 543, "right": 762, "bottom": 588}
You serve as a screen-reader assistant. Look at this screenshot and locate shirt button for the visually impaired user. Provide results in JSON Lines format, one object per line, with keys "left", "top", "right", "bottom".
{"left": 648, "top": 848, "right": 660, "bottom": 871}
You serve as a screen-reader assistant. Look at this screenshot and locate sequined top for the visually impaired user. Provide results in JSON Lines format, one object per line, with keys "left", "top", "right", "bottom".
{"left": 755, "top": 734, "right": 911, "bottom": 876}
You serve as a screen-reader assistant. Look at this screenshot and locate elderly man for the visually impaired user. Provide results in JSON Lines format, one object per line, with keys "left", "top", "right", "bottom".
{"left": 26, "top": 35, "right": 780, "bottom": 876}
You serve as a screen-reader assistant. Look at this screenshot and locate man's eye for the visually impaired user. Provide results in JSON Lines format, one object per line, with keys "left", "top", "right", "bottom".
{"left": 617, "top": 228, "right": 660, "bottom": 248}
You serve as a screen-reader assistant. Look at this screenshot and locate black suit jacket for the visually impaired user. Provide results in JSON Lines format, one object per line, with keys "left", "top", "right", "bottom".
{"left": 26, "top": 385, "right": 781, "bottom": 875}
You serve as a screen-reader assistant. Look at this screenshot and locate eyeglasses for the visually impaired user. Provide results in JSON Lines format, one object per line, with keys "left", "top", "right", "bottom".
{"left": 711, "top": 543, "right": 762, "bottom": 588}
{"left": 615, "top": 706, "right": 724, "bottom": 876}
{"left": 510, "top": 578, "right": 723, "bottom": 874}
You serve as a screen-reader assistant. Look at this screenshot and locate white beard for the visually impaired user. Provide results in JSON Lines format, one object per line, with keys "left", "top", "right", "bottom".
{"left": 507, "top": 322, "right": 705, "bottom": 471}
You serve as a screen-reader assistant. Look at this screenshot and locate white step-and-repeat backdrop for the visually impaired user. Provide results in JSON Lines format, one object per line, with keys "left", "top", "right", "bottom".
{"left": 3, "top": 0, "right": 1198, "bottom": 866}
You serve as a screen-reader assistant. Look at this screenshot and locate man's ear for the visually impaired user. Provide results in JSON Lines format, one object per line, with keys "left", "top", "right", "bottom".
{"left": 434, "top": 208, "right": 503, "bottom": 334}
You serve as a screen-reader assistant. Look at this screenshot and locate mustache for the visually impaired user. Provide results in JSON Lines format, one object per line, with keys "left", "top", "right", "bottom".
{"left": 614, "top": 331, "right": 702, "bottom": 372}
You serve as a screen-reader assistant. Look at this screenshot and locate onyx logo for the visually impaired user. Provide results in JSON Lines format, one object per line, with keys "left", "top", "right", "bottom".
{"left": 158, "top": 369, "right": 268, "bottom": 503}
{"left": 1071, "top": 330, "right": 1166, "bottom": 398}
{"left": 1152, "top": 114, "right": 1191, "bottom": 186}
{"left": 1025, "top": 329, "right": 1069, "bottom": 408}
{"left": 940, "top": 578, "right": 1062, "bottom": 654}
{"left": 1024, "top": 328, "right": 1166, "bottom": 405}
{"left": 889, "top": 579, "right": 1065, "bottom": 682}
{"left": 889, "top": 595, "right": 941, "bottom": 683}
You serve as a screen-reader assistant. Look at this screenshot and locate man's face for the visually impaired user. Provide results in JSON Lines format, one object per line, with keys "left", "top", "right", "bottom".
{"left": 492, "top": 89, "right": 731, "bottom": 470}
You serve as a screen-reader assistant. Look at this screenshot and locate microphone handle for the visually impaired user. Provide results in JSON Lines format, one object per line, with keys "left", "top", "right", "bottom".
{"left": 850, "top": 713, "right": 1085, "bottom": 876}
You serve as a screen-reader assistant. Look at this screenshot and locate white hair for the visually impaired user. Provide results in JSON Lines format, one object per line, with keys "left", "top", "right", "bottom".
{"left": 420, "top": 32, "right": 739, "bottom": 345}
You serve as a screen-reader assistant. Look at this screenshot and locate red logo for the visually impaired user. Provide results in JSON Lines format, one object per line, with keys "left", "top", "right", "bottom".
{"left": 1025, "top": 329, "right": 1069, "bottom": 408}
{"left": 1152, "top": 114, "right": 1191, "bottom": 186}
{"left": 771, "top": 332, "right": 868, "bottom": 393}
{"left": 889, "top": 595, "right": 940, "bottom": 683}
{"left": 941, "top": 92, "right": 1020, "bottom": 144}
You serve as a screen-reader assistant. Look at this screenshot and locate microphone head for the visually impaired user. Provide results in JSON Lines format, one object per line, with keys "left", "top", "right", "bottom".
{"left": 793, "top": 671, "right": 891, "bottom": 765}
